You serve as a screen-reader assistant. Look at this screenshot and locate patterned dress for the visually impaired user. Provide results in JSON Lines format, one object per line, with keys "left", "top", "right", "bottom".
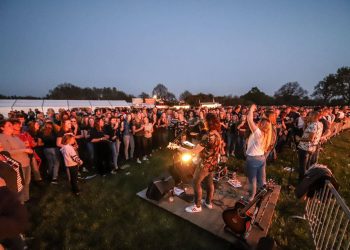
{"left": 199, "top": 130, "right": 222, "bottom": 172}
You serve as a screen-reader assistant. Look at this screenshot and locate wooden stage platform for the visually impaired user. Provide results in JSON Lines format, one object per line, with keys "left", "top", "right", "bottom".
{"left": 137, "top": 176, "right": 281, "bottom": 249}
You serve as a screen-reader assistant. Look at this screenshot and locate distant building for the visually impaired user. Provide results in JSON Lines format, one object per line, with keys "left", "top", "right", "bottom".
{"left": 132, "top": 98, "right": 158, "bottom": 108}
{"left": 144, "top": 98, "right": 156, "bottom": 105}
{"left": 132, "top": 98, "right": 144, "bottom": 108}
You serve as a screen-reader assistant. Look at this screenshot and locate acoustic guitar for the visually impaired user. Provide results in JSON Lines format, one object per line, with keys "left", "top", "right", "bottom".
{"left": 222, "top": 181, "right": 274, "bottom": 235}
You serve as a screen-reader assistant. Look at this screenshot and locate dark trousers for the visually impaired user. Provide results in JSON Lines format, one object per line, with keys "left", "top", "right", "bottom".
{"left": 68, "top": 166, "right": 79, "bottom": 193}
{"left": 152, "top": 129, "right": 158, "bottom": 150}
{"left": 193, "top": 164, "right": 214, "bottom": 207}
{"left": 236, "top": 135, "right": 246, "bottom": 159}
{"left": 142, "top": 137, "right": 152, "bottom": 156}
{"left": 94, "top": 142, "right": 110, "bottom": 175}
{"left": 298, "top": 148, "right": 312, "bottom": 182}
{"left": 134, "top": 135, "right": 144, "bottom": 159}
{"left": 158, "top": 129, "right": 168, "bottom": 148}
{"left": 86, "top": 142, "right": 95, "bottom": 170}
{"left": 310, "top": 145, "right": 320, "bottom": 165}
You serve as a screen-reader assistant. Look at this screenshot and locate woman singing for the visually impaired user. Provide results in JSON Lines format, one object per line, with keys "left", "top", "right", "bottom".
{"left": 185, "top": 113, "right": 222, "bottom": 213}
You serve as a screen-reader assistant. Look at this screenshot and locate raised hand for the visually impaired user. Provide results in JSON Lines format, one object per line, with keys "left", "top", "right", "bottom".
{"left": 250, "top": 104, "right": 257, "bottom": 112}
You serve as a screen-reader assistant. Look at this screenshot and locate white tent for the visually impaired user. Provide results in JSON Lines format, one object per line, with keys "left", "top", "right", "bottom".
{"left": 0, "top": 99, "right": 133, "bottom": 117}
{"left": 90, "top": 100, "right": 112, "bottom": 110}
{"left": 0, "top": 99, "right": 16, "bottom": 118}
{"left": 12, "top": 99, "right": 43, "bottom": 113}
{"left": 109, "top": 100, "right": 132, "bottom": 108}
{"left": 67, "top": 100, "right": 91, "bottom": 109}
{"left": 42, "top": 100, "right": 68, "bottom": 113}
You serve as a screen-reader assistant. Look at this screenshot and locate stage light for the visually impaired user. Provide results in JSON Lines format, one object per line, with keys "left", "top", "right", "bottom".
{"left": 181, "top": 153, "right": 192, "bottom": 162}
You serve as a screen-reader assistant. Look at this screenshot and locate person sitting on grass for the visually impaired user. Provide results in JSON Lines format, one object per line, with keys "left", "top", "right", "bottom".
{"left": 60, "top": 134, "right": 83, "bottom": 196}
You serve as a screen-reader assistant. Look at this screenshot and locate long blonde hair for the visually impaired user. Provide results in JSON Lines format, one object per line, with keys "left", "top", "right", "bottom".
{"left": 61, "top": 133, "right": 75, "bottom": 145}
{"left": 258, "top": 118, "right": 273, "bottom": 153}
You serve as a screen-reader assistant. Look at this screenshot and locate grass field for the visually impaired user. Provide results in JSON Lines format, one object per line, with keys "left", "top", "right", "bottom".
{"left": 27, "top": 130, "right": 350, "bottom": 250}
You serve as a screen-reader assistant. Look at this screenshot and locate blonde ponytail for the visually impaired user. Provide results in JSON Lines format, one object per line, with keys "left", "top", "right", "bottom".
{"left": 258, "top": 118, "right": 273, "bottom": 153}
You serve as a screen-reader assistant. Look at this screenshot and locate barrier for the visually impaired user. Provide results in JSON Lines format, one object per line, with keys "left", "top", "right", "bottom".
{"left": 330, "top": 118, "right": 350, "bottom": 138}
{"left": 305, "top": 180, "right": 350, "bottom": 250}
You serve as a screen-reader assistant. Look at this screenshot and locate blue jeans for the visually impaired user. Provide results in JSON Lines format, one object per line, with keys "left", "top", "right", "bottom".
{"left": 225, "top": 132, "right": 235, "bottom": 155}
{"left": 298, "top": 148, "right": 313, "bottom": 182}
{"left": 245, "top": 155, "right": 265, "bottom": 200}
{"left": 109, "top": 140, "right": 121, "bottom": 169}
{"left": 44, "top": 147, "right": 60, "bottom": 180}
{"left": 87, "top": 142, "right": 95, "bottom": 162}
{"left": 123, "top": 135, "right": 134, "bottom": 160}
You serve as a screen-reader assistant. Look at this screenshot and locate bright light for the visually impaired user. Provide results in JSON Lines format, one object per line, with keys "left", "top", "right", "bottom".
{"left": 153, "top": 95, "right": 157, "bottom": 99}
{"left": 181, "top": 153, "right": 192, "bottom": 162}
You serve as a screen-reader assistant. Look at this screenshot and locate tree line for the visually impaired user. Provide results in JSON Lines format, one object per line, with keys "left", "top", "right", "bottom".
{"left": 1, "top": 66, "right": 349, "bottom": 106}
{"left": 151, "top": 66, "right": 349, "bottom": 106}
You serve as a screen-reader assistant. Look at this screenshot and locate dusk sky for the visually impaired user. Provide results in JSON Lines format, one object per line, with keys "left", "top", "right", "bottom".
{"left": 1, "top": 0, "right": 349, "bottom": 98}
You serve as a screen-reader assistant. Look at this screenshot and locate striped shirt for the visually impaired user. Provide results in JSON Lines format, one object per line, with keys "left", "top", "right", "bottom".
{"left": 0, "top": 153, "right": 24, "bottom": 193}
{"left": 60, "top": 144, "right": 83, "bottom": 167}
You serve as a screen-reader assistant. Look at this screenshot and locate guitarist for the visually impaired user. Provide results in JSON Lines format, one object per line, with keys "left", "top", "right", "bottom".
{"left": 245, "top": 104, "right": 273, "bottom": 201}
{"left": 185, "top": 113, "right": 222, "bottom": 213}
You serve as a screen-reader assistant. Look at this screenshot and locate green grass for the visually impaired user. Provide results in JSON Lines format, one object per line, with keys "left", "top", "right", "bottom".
{"left": 268, "top": 130, "right": 350, "bottom": 250}
{"left": 27, "top": 131, "right": 350, "bottom": 250}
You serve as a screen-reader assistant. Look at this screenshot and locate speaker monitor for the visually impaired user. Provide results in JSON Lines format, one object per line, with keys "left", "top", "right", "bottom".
{"left": 146, "top": 176, "right": 175, "bottom": 201}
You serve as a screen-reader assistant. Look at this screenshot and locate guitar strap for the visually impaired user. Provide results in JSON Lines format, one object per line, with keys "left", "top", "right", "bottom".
{"left": 255, "top": 188, "right": 274, "bottom": 225}
{"left": 242, "top": 189, "right": 268, "bottom": 238}
{"left": 245, "top": 186, "right": 274, "bottom": 237}
{"left": 243, "top": 205, "right": 259, "bottom": 239}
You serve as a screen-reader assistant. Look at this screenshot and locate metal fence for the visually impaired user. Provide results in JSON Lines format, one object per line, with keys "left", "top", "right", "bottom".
{"left": 305, "top": 180, "right": 350, "bottom": 250}
{"left": 330, "top": 118, "right": 350, "bottom": 138}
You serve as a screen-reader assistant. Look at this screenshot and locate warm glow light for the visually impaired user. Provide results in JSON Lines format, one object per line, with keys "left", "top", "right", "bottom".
{"left": 181, "top": 153, "right": 192, "bottom": 162}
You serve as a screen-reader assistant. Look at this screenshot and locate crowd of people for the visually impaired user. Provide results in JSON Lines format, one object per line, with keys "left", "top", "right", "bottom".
{"left": 0, "top": 104, "right": 349, "bottom": 246}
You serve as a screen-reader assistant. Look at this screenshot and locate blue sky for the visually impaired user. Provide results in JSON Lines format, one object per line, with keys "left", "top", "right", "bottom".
{"left": 0, "top": 0, "right": 349, "bottom": 98}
